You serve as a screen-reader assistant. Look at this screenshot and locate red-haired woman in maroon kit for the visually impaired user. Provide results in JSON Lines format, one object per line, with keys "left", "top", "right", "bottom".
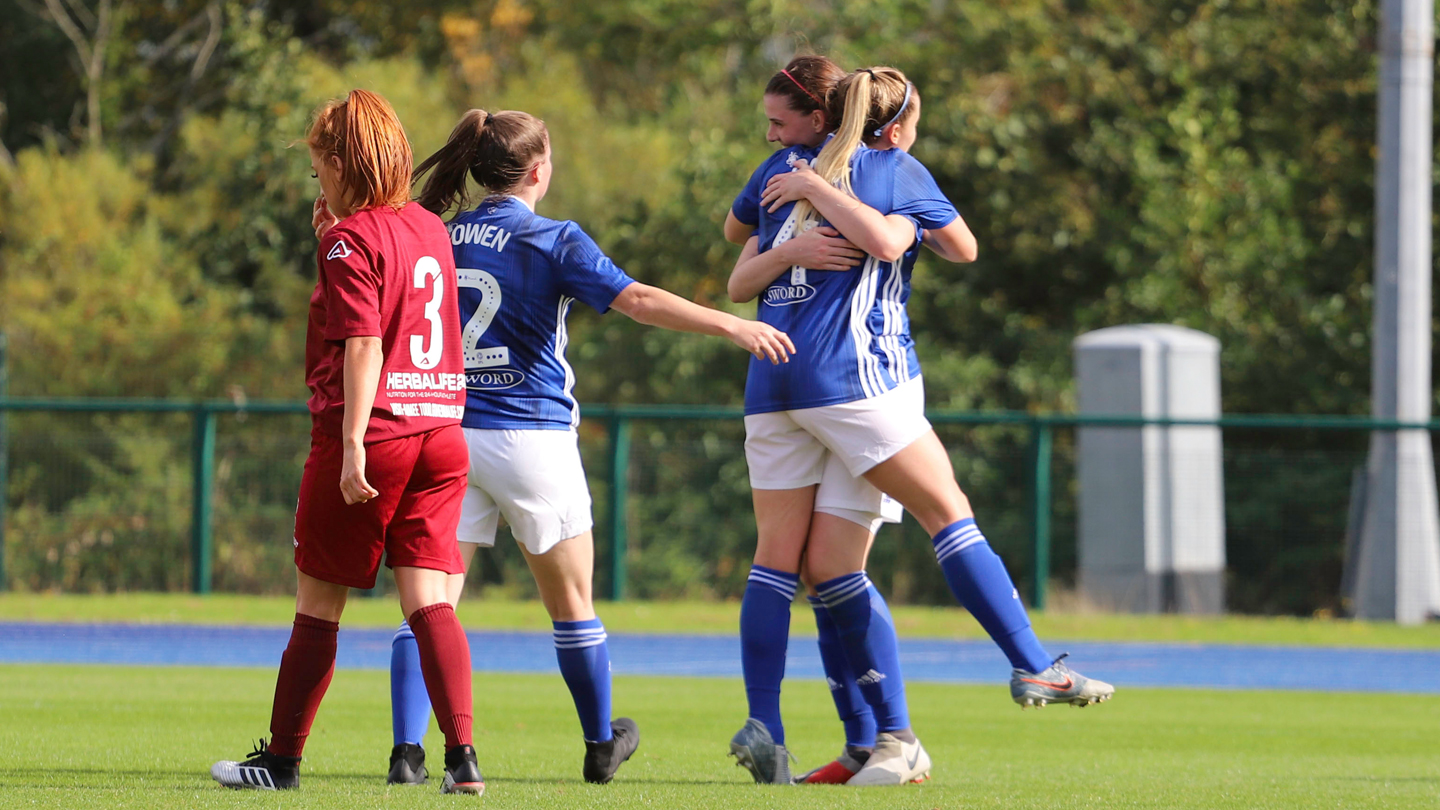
{"left": 209, "top": 89, "right": 483, "bottom": 796}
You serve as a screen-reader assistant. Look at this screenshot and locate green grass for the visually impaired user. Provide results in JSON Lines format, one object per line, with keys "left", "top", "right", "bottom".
{"left": 4, "top": 592, "right": 1440, "bottom": 647}
{"left": 1, "top": 663, "right": 1436, "bottom": 808}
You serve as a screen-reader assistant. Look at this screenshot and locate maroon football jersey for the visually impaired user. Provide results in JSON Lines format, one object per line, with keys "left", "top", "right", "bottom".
{"left": 306, "top": 202, "right": 465, "bottom": 442}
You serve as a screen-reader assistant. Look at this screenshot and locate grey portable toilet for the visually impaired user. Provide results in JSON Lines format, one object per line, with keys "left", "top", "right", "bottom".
{"left": 1073, "top": 325, "right": 1226, "bottom": 613}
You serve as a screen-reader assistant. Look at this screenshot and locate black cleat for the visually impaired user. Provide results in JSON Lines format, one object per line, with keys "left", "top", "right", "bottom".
{"left": 440, "top": 744, "right": 485, "bottom": 795}
{"left": 387, "top": 742, "right": 428, "bottom": 785}
{"left": 210, "top": 739, "right": 300, "bottom": 790}
{"left": 583, "top": 717, "right": 641, "bottom": 784}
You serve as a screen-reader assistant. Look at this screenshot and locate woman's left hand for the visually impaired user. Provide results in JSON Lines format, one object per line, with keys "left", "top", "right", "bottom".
{"left": 340, "top": 441, "right": 379, "bottom": 505}
{"left": 761, "top": 159, "right": 825, "bottom": 212}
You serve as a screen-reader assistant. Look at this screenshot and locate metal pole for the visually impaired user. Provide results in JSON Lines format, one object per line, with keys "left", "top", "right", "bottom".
{"left": 0, "top": 332, "right": 7, "bottom": 592}
{"left": 191, "top": 405, "right": 215, "bottom": 595}
{"left": 607, "top": 416, "right": 631, "bottom": 601}
{"left": 1028, "top": 418, "right": 1052, "bottom": 611}
{"left": 1355, "top": 0, "right": 1440, "bottom": 622}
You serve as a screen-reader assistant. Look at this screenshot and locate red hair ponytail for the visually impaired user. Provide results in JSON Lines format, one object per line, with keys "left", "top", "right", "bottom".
{"left": 306, "top": 89, "right": 413, "bottom": 211}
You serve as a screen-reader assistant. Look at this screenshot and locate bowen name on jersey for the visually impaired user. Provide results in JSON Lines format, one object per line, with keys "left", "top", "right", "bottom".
{"left": 449, "top": 222, "right": 514, "bottom": 252}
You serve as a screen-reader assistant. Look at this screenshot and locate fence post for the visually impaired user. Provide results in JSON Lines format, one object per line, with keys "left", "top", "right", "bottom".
{"left": 0, "top": 332, "right": 7, "bottom": 592}
{"left": 1028, "top": 417, "right": 1053, "bottom": 611}
{"left": 607, "top": 415, "right": 631, "bottom": 601}
{"left": 191, "top": 405, "right": 216, "bottom": 595}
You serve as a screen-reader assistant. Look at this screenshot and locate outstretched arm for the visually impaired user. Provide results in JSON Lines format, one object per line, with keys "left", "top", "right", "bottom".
{"left": 728, "top": 228, "right": 865, "bottom": 303}
{"left": 610, "top": 282, "right": 797, "bottom": 364}
{"left": 761, "top": 161, "right": 916, "bottom": 263}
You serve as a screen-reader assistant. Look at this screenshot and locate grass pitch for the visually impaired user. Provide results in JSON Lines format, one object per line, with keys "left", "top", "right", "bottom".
{"left": 6, "top": 592, "right": 1440, "bottom": 647}
{"left": 1, "top": 663, "right": 1437, "bottom": 809}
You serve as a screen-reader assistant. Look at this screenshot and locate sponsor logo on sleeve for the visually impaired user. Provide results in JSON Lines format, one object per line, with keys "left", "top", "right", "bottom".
{"left": 326, "top": 239, "right": 352, "bottom": 260}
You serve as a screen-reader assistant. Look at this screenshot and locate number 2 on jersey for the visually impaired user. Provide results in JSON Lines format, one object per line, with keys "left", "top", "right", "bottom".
{"left": 456, "top": 267, "right": 511, "bottom": 369}
{"left": 410, "top": 256, "right": 445, "bottom": 370}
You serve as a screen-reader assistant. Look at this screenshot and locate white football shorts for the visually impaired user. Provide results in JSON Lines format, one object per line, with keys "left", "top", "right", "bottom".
{"left": 743, "top": 377, "right": 929, "bottom": 530}
{"left": 456, "top": 427, "right": 594, "bottom": 556}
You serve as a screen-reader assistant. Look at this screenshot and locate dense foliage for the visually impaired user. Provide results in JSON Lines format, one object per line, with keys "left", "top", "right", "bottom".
{"left": 0, "top": 0, "right": 1415, "bottom": 612}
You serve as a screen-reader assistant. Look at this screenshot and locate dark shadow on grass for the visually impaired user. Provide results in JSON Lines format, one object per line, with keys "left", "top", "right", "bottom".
{"left": 0, "top": 767, "right": 746, "bottom": 789}
{"left": 0, "top": 768, "right": 200, "bottom": 778}
{"left": 1327, "top": 776, "right": 1440, "bottom": 784}
{"left": 487, "top": 775, "right": 742, "bottom": 787}
{"left": 319, "top": 772, "right": 743, "bottom": 787}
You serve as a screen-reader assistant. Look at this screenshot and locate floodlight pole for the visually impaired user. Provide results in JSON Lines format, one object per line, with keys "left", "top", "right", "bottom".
{"left": 1355, "top": 0, "right": 1440, "bottom": 623}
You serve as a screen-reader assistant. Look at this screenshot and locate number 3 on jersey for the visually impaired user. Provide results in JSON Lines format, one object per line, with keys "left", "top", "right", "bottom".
{"left": 410, "top": 256, "right": 445, "bottom": 369}
{"left": 456, "top": 267, "right": 511, "bottom": 369}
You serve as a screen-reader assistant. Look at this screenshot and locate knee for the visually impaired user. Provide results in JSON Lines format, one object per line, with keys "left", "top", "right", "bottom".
{"left": 803, "top": 554, "right": 851, "bottom": 587}
{"left": 546, "top": 589, "right": 596, "bottom": 623}
{"left": 912, "top": 486, "right": 973, "bottom": 536}
{"left": 753, "top": 545, "right": 802, "bottom": 574}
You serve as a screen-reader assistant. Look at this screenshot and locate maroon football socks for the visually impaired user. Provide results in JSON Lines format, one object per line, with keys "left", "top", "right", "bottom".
{"left": 267, "top": 613, "right": 339, "bottom": 757}
{"left": 408, "top": 602, "right": 475, "bottom": 748}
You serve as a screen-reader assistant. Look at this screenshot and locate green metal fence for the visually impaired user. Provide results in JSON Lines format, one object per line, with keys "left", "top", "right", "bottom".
{"left": 0, "top": 395, "right": 1434, "bottom": 613}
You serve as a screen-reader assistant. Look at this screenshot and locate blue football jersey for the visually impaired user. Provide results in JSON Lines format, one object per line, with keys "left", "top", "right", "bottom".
{"left": 742, "top": 147, "right": 959, "bottom": 414}
{"left": 731, "top": 146, "right": 812, "bottom": 229}
{"left": 447, "top": 197, "right": 636, "bottom": 430}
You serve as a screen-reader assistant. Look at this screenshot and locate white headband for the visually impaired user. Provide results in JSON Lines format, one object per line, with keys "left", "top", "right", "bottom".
{"left": 874, "top": 82, "right": 913, "bottom": 138}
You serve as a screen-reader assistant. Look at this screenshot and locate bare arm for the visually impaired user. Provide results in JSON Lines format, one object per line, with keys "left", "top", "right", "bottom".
{"left": 728, "top": 228, "right": 865, "bottom": 303}
{"left": 610, "top": 282, "right": 797, "bottom": 364}
{"left": 723, "top": 210, "right": 755, "bottom": 246}
{"left": 340, "top": 336, "right": 383, "bottom": 505}
{"left": 921, "top": 216, "right": 979, "bottom": 263}
{"left": 761, "top": 161, "right": 916, "bottom": 263}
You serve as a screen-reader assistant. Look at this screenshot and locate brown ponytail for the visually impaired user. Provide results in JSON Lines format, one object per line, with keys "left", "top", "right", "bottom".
{"left": 306, "top": 89, "right": 413, "bottom": 211}
{"left": 414, "top": 109, "right": 549, "bottom": 216}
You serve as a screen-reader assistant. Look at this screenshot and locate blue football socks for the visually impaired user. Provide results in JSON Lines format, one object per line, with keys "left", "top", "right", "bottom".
{"left": 739, "top": 564, "right": 798, "bottom": 745}
{"left": 390, "top": 621, "right": 432, "bottom": 746}
{"left": 814, "top": 572, "right": 910, "bottom": 734}
{"left": 932, "top": 518, "right": 1052, "bottom": 673}
{"left": 809, "top": 595, "right": 877, "bottom": 748}
{"left": 553, "top": 618, "right": 614, "bottom": 743}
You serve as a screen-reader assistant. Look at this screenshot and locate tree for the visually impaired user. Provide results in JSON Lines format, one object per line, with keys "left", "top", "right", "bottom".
{"left": 34, "top": 0, "right": 119, "bottom": 146}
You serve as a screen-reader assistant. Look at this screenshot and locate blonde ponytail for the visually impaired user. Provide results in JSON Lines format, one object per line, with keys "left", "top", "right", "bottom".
{"left": 787, "top": 67, "right": 913, "bottom": 234}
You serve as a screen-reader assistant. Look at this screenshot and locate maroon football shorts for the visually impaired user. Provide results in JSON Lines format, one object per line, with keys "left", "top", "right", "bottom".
{"left": 294, "top": 423, "right": 467, "bottom": 589}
